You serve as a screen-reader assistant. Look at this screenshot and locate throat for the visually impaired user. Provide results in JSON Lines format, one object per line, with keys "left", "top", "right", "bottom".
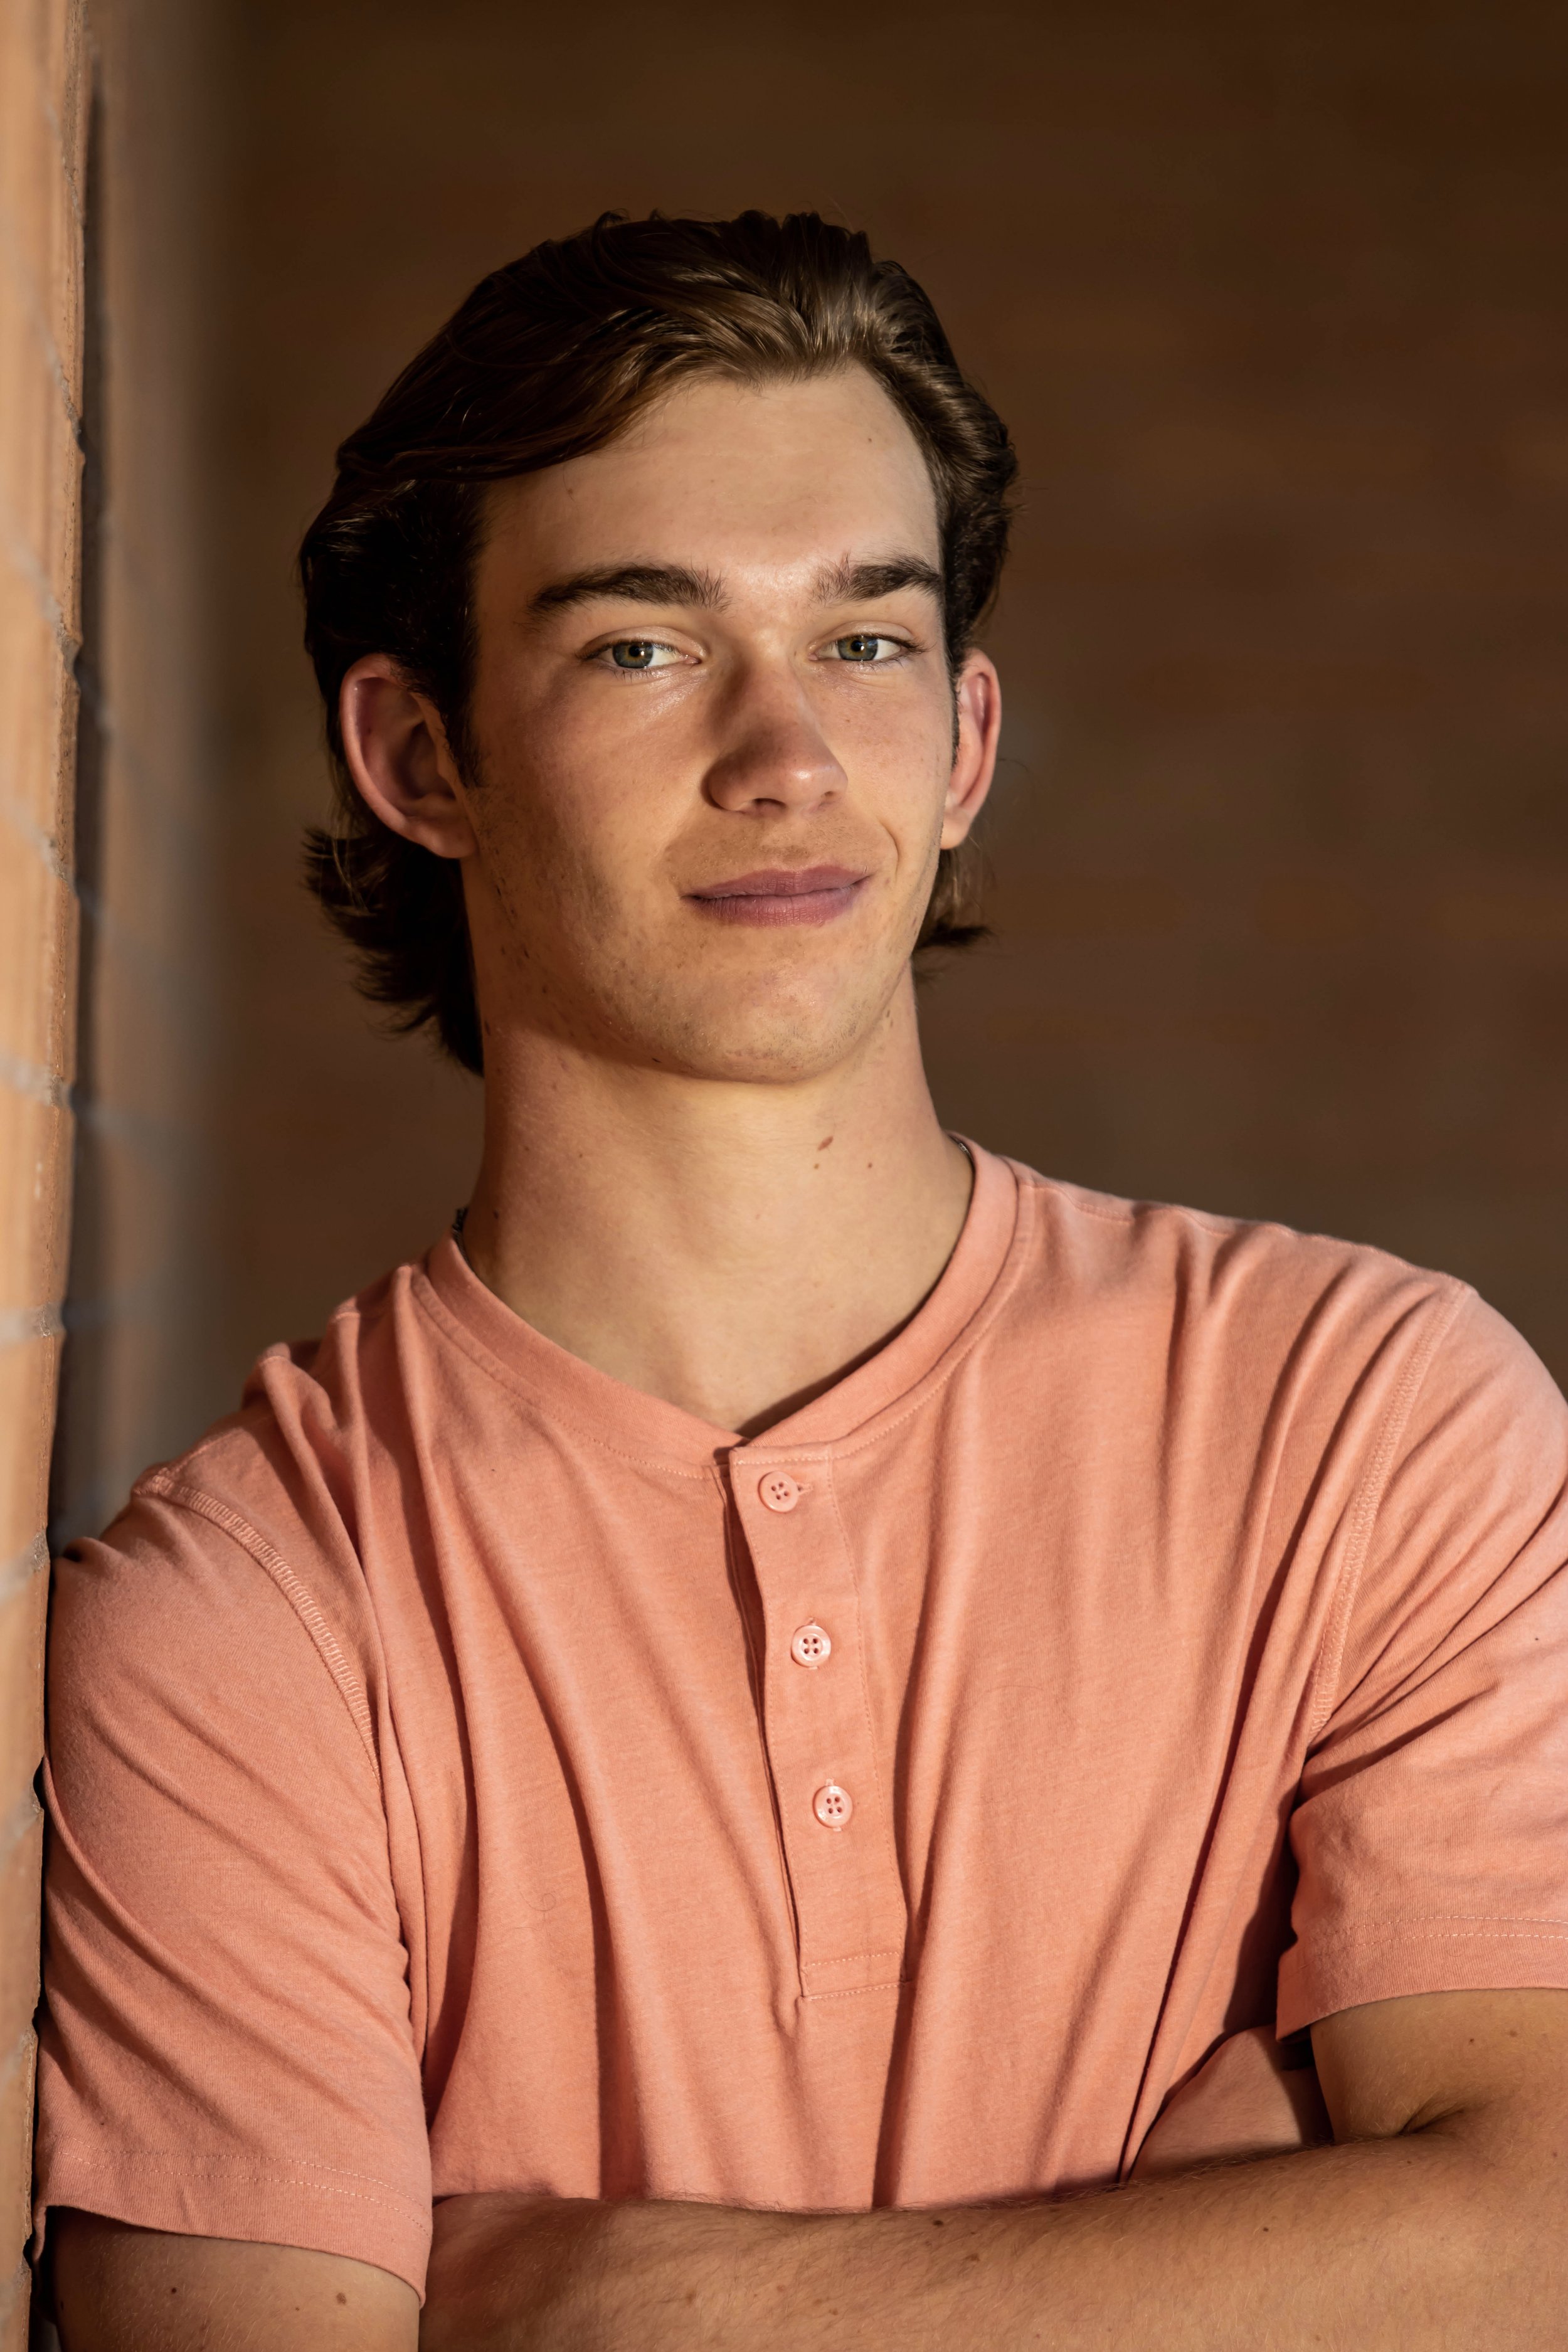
{"left": 458, "top": 1103, "right": 973, "bottom": 1435}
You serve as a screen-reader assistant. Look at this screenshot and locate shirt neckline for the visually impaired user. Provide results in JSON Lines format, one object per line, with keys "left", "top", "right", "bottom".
{"left": 416, "top": 1140, "right": 1024, "bottom": 1471}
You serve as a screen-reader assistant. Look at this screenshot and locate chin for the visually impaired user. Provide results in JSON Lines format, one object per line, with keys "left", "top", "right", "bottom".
{"left": 610, "top": 972, "right": 898, "bottom": 1086}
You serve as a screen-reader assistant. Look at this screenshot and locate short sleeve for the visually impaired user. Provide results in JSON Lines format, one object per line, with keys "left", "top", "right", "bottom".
{"left": 1279, "top": 1288, "right": 1568, "bottom": 2034}
{"left": 34, "top": 1488, "right": 433, "bottom": 2294}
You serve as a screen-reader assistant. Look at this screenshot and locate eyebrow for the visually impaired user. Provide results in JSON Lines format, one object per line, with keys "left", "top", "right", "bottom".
{"left": 528, "top": 552, "right": 945, "bottom": 618}
{"left": 812, "top": 555, "right": 944, "bottom": 606}
{"left": 529, "top": 563, "right": 727, "bottom": 615}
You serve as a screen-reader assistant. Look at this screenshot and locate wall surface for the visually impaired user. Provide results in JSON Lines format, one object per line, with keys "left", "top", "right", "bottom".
{"left": 48, "top": 0, "right": 221, "bottom": 1550}
{"left": 1, "top": 0, "right": 216, "bottom": 2325}
{"left": 0, "top": 1, "right": 85, "bottom": 2333}
{"left": 212, "top": 0, "right": 1568, "bottom": 1403}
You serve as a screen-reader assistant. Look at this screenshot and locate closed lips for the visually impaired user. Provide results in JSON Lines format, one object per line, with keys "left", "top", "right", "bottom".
{"left": 685, "top": 867, "right": 869, "bottom": 925}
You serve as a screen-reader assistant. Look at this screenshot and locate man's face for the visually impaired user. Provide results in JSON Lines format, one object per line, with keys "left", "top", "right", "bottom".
{"left": 455, "top": 365, "right": 999, "bottom": 1084}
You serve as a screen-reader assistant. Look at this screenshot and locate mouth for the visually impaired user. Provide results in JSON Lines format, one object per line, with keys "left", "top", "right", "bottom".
{"left": 683, "top": 865, "right": 871, "bottom": 928}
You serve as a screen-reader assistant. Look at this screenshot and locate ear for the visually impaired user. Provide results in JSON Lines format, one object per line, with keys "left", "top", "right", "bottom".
{"left": 940, "top": 650, "right": 1001, "bottom": 849}
{"left": 338, "top": 654, "right": 479, "bottom": 859}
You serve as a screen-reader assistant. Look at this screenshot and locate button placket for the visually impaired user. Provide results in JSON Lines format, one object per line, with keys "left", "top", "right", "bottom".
{"left": 731, "top": 1453, "right": 907, "bottom": 1998}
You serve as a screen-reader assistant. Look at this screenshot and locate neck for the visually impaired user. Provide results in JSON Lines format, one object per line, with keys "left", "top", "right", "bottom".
{"left": 460, "top": 977, "right": 972, "bottom": 1436}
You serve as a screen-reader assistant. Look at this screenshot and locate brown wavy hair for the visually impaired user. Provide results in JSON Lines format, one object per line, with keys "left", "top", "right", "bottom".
{"left": 299, "top": 209, "right": 1018, "bottom": 1073}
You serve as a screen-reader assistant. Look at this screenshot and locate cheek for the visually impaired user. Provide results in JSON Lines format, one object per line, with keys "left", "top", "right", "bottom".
{"left": 469, "top": 718, "right": 677, "bottom": 916}
{"left": 837, "top": 687, "right": 953, "bottom": 820}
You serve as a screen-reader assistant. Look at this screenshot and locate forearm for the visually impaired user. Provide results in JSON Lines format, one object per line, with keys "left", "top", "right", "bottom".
{"left": 421, "top": 2124, "right": 1560, "bottom": 2352}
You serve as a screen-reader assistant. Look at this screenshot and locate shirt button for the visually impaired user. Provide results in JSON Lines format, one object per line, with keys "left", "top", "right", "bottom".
{"left": 813, "top": 1781, "right": 853, "bottom": 1830}
{"left": 790, "top": 1623, "right": 832, "bottom": 1669}
{"left": 758, "top": 1471, "right": 802, "bottom": 1513}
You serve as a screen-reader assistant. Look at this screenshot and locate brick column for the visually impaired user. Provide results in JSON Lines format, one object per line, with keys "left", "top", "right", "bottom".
{"left": 0, "top": 0, "right": 87, "bottom": 2338}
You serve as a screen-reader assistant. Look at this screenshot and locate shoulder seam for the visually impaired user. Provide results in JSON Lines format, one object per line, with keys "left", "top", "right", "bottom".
{"left": 138, "top": 1474, "right": 381, "bottom": 1780}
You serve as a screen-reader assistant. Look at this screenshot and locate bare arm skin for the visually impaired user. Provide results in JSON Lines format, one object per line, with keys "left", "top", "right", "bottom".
{"left": 50, "top": 1988, "right": 1568, "bottom": 2351}
{"left": 48, "top": 2221, "right": 420, "bottom": 2351}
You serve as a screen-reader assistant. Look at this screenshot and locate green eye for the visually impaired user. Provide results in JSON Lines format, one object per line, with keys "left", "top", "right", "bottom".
{"left": 610, "top": 640, "right": 660, "bottom": 669}
{"left": 835, "top": 633, "right": 895, "bottom": 662}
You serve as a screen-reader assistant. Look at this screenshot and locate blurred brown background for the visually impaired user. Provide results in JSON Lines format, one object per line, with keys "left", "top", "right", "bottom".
{"left": 53, "top": 0, "right": 1568, "bottom": 1533}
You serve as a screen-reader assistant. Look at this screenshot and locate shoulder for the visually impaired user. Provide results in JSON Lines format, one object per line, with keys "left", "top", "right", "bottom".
{"left": 1011, "top": 1161, "right": 1440, "bottom": 1295}
{"left": 1007, "top": 1160, "right": 1467, "bottom": 1350}
{"left": 992, "top": 1160, "right": 1567, "bottom": 1466}
{"left": 55, "top": 1254, "right": 443, "bottom": 1725}
{"left": 129, "top": 1251, "right": 438, "bottom": 1542}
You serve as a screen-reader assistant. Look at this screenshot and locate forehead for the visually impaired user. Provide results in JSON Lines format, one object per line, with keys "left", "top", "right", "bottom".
{"left": 480, "top": 367, "right": 941, "bottom": 598}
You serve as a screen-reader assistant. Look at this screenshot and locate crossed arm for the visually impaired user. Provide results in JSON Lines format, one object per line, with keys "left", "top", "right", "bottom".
{"left": 50, "top": 1988, "right": 1568, "bottom": 2351}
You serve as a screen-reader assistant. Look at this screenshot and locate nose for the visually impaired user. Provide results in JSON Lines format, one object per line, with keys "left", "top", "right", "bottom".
{"left": 702, "top": 665, "right": 846, "bottom": 815}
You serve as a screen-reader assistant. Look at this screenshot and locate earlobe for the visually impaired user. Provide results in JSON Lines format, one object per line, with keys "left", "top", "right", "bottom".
{"left": 940, "top": 651, "right": 1002, "bottom": 849}
{"left": 338, "top": 655, "right": 479, "bottom": 861}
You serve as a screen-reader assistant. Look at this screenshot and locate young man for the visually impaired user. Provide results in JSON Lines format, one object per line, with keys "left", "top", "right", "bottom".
{"left": 37, "top": 212, "right": 1568, "bottom": 2348}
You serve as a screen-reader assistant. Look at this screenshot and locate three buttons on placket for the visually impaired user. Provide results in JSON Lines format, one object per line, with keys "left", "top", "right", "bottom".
{"left": 754, "top": 1471, "right": 851, "bottom": 1833}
